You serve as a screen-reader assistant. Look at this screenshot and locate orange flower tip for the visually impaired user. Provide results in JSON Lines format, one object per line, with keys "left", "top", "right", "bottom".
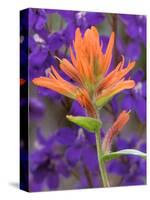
{"left": 111, "top": 31, "right": 115, "bottom": 38}
{"left": 20, "top": 78, "right": 26, "bottom": 86}
{"left": 131, "top": 80, "right": 136, "bottom": 88}
{"left": 32, "top": 77, "right": 44, "bottom": 86}
{"left": 120, "top": 110, "right": 130, "bottom": 121}
{"left": 66, "top": 115, "right": 72, "bottom": 119}
{"left": 91, "top": 26, "right": 98, "bottom": 32}
{"left": 121, "top": 55, "right": 125, "bottom": 61}
{"left": 132, "top": 61, "right": 136, "bottom": 69}
{"left": 32, "top": 78, "right": 38, "bottom": 85}
{"left": 130, "top": 61, "right": 136, "bottom": 69}
{"left": 127, "top": 110, "right": 131, "bottom": 114}
{"left": 91, "top": 26, "right": 95, "bottom": 29}
{"left": 110, "top": 32, "right": 115, "bottom": 44}
{"left": 76, "top": 27, "right": 81, "bottom": 36}
{"left": 126, "top": 80, "right": 136, "bottom": 89}
{"left": 109, "top": 32, "right": 115, "bottom": 47}
{"left": 122, "top": 110, "right": 130, "bottom": 116}
{"left": 132, "top": 60, "right": 136, "bottom": 66}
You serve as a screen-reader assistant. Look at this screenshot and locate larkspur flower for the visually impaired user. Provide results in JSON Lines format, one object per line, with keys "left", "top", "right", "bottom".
{"left": 69, "top": 100, "right": 86, "bottom": 117}
{"left": 61, "top": 11, "right": 105, "bottom": 46}
{"left": 29, "top": 9, "right": 48, "bottom": 31}
{"left": 116, "top": 36, "right": 142, "bottom": 63}
{"left": 119, "top": 14, "right": 146, "bottom": 46}
{"left": 108, "top": 136, "right": 146, "bottom": 186}
{"left": 29, "top": 98, "right": 45, "bottom": 120}
{"left": 121, "top": 69, "right": 146, "bottom": 123}
{"left": 32, "top": 26, "right": 135, "bottom": 117}
{"left": 30, "top": 128, "right": 70, "bottom": 191}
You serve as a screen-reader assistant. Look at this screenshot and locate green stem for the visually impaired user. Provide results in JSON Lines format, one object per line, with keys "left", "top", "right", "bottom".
{"left": 95, "top": 129, "right": 110, "bottom": 187}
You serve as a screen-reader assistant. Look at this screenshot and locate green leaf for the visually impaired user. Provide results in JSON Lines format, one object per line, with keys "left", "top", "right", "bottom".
{"left": 102, "top": 149, "right": 146, "bottom": 161}
{"left": 66, "top": 115, "right": 102, "bottom": 133}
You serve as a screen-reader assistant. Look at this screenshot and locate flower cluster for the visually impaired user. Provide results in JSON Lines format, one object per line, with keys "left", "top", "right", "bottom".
{"left": 33, "top": 26, "right": 135, "bottom": 118}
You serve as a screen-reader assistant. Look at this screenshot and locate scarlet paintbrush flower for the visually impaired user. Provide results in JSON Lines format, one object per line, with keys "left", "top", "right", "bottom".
{"left": 32, "top": 26, "right": 135, "bottom": 117}
{"left": 102, "top": 110, "right": 130, "bottom": 153}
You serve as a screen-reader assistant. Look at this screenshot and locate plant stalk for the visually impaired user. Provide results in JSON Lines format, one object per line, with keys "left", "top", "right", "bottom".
{"left": 95, "top": 128, "right": 110, "bottom": 187}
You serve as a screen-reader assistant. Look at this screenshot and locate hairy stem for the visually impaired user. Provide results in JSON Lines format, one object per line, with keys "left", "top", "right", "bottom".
{"left": 95, "top": 118, "right": 110, "bottom": 187}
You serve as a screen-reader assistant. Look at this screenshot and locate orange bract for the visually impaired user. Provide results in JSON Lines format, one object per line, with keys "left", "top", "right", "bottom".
{"left": 32, "top": 26, "right": 135, "bottom": 117}
{"left": 20, "top": 78, "right": 26, "bottom": 86}
{"left": 102, "top": 110, "right": 130, "bottom": 152}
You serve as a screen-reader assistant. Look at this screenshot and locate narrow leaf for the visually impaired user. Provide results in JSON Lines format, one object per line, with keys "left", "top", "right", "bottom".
{"left": 102, "top": 149, "right": 146, "bottom": 161}
{"left": 66, "top": 115, "right": 102, "bottom": 133}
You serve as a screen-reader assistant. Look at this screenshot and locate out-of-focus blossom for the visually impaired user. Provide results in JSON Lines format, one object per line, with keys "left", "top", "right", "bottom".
{"left": 108, "top": 136, "right": 146, "bottom": 186}
{"left": 30, "top": 129, "right": 70, "bottom": 191}
{"left": 121, "top": 69, "right": 146, "bottom": 124}
{"left": 29, "top": 9, "right": 48, "bottom": 31}
{"left": 119, "top": 15, "right": 146, "bottom": 45}
{"left": 60, "top": 11, "right": 105, "bottom": 46}
{"left": 29, "top": 98, "right": 45, "bottom": 119}
{"left": 69, "top": 101, "right": 86, "bottom": 117}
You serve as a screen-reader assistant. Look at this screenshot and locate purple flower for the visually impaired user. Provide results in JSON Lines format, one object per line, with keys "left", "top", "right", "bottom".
{"left": 76, "top": 174, "right": 100, "bottom": 189}
{"left": 38, "top": 86, "right": 62, "bottom": 101}
{"left": 60, "top": 127, "right": 99, "bottom": 174}
{"left": 30, "top": 129, "right": 70, "bottom": 191}
{"left": 121, "top": 69, "right": 146, "bottom": 123}
{"left": 29, "top": 46, "right": 48, "bottom": 66}
{"left": 65, "top": 128, "right": 85, "bottom": 166}
{"left": 119, "top": 14, "right": 146, "bottom": 45}
{"left": 108, "top": 136, "right": 146, "bottom": 186}
{"left": 69, "top": 101, "right": 86, "bottom": 117}
{"left": 29, "top": 8, "right": 48, "bottom": 31}
{"left": 116, "top": 37, "right": 142, "bottom": 63}
{"left": 125, "top": 42, "right": 141, "bottom": 61}
{"left": 29, "top": 98, "right": 45, "bottom": 120}
{"left": 82, "top": 145, "right": 98, "bottom": 172}
{"left": 56, "top": 127, "right": 77, "bottom": 146}
{"left": 48, "top": 32, "right": 64, "bottom": 52}
{"left": 30, "top": 149, "right": 59, "bottom": 188}
{"left": 29, "top": 44, "right": 49, "bottom": 79}
{"left": 61, "top": 11, "right": 105, "bottom": 46}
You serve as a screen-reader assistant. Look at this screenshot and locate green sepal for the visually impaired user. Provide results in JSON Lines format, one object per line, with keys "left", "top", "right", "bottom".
{"left": 102, "top": 149, "right": 146, "bottom": 161}
{"left": 66, "top": 115, "right": 102, "bottom": 133}
{"left": 96, "top": 96, "right": 112, "bottom": 108}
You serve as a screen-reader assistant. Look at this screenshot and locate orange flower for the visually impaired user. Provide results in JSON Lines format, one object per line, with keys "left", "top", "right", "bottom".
{"left": 20, "top": 78, "right": 26, "bottom": 86}
{"left": 102, "top": 110, "right": 130, "bottom": 153}
{"left": 96, "top": 56, "right": 135, "bottom": 107}
{"left": 33, "top": 66, "right": 78, "bottom": 99}
{"left": 32, "top": 26, "right": 135, "bottom": 116}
